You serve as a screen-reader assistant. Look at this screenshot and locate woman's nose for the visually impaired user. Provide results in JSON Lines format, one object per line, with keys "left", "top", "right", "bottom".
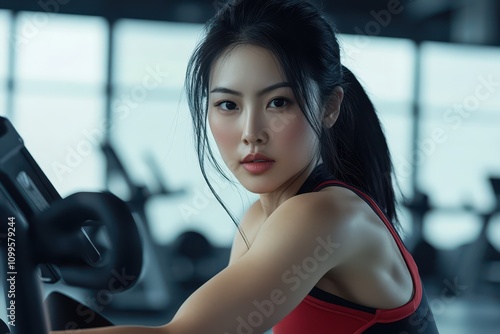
{"left": 241, "top": 110, "right": 269, "bottom": 146}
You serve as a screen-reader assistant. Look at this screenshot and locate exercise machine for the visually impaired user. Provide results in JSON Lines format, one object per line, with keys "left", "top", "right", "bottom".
{"left": 0, "top": 116, "right": 143, "bottom": 334}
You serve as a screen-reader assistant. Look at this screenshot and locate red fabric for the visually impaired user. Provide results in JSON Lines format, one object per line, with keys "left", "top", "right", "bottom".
{"left": 273, "top": 180, "right": 422, "bottom": 334}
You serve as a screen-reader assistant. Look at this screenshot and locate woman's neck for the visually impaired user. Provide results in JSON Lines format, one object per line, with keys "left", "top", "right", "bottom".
{"left": 257, "top": 160, "right": 320, "bottom": 219}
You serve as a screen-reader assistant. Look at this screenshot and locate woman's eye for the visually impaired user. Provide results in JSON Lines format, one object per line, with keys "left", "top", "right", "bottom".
{"left": 215, "top": 101, "right": 238, "bottom": 111}
{"left": 269, "top": 98, "right": 288, "bottom": 108}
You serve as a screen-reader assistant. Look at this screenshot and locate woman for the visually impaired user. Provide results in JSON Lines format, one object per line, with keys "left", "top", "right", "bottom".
{"left": 53, "top": 0, "right": 439, "bottom": 332}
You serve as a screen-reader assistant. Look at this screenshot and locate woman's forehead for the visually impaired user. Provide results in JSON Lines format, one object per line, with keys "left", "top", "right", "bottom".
{"left": 209, "top": 44, "right": 288, "bottom": 89}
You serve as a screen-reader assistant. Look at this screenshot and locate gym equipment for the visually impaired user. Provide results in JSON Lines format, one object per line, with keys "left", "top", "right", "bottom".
{"left": 100, "top": 142, "right": 231, "bottom": 321}
{"left": 456, "top": 177, "right": 500, "bottom": 295}
{"left": 0, "top": 116, "right": 143, "bottom": 334}
{"left": 404, "top": 179, "right": 500, "bottom": 297}
{"left": 99, "top": 142, "right": 181, "bottom": 313}
{"left": 167, "top": 230, "right": 220, "bottom": 310}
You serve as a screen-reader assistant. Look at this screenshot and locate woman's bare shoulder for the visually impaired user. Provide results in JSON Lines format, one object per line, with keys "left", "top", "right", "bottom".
{"left": 228, "top": 186, "right": 379, "bottom": 266}
{"left": 287, "top": 187, "right": 390, "bottom": 257}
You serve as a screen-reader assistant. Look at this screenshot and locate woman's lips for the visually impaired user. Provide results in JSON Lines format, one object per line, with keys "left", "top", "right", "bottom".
{"left": 241, "top": 161, "right": 275, "bottom": 174}
{"left": 241, "top": 153, "right": 274, "bottom": 164}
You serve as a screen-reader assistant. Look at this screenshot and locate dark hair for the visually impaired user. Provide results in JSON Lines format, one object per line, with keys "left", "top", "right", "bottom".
{"left": 185, "top": 0, "right": 400, "bottom": 245}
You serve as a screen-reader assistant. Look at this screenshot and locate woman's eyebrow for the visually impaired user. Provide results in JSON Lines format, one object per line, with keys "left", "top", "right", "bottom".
{"left": 210, "top": 82, "right": 292, "bottom": 97}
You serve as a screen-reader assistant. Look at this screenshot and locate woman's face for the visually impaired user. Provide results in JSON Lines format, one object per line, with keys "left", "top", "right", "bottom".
{"left": 208, "top": 44, "right": 319, "bottom": 194}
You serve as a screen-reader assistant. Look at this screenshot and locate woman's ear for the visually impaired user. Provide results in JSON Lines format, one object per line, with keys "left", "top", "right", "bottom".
{"left": 323, "top": 86, "right": 344, "bottom": 129}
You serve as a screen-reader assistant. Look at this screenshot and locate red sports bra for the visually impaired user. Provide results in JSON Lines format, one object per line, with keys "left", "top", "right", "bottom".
{"left": 273, "top": 165, "right": 438, "bottom": 333}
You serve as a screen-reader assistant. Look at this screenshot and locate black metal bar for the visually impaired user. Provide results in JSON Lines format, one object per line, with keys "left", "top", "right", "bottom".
{"left": 407, "top": 41, "right": 424, "bottom": 251}
{"left": 104, "top": 18, "right": 115, "bottom": 189}
{"left": 410, "top": 41, "right": 422, "bottom": 194}
{"left": 5, "top": 10, "right": 17, "bottom": 119}
{"left": 104, "top": 18, "right": 114, "bottom": 144}
{"left": 0, "top": 0, "right": 497, "bottom": 46}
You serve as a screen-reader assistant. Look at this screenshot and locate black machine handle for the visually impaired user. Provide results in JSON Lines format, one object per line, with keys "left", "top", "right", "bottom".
{"left": 31, "top": 191, "right": 143, "bottom": 288}
{"left": 0, "top": 116, "right": 143, "bottom": 334}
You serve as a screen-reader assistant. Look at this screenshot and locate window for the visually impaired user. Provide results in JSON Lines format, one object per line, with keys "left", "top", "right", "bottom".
{"left": 12, "top": 12, "right": 107, "bottom": 196}
{"left": 420, "top": 42, "right": 500, "bottom": 213}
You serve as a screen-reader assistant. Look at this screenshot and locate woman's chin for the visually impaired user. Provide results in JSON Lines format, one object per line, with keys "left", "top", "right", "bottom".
{"left": 239, "top": 180, "right": 274, "bottom": 195}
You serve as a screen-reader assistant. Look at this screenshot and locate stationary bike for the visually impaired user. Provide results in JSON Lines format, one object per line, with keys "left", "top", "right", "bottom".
{"left": 0, "top": 116, "right": 143, "bottom": 334}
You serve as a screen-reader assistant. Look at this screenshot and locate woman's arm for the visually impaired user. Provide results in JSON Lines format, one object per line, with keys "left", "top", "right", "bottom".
{"left": 53, "top": 192, "right": 360, "bottom": 334}
{"left": 163, "top": 192, "right": 360, "bottom": 333}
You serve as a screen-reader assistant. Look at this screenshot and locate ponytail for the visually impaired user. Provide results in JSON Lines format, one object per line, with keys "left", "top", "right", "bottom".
{"left": 321, "top": 65, "right": 399, "bottom": 228}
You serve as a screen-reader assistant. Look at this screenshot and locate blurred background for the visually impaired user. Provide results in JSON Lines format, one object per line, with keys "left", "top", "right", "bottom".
{"left": 0, "top": 0, "right": 499, "bottom": 333}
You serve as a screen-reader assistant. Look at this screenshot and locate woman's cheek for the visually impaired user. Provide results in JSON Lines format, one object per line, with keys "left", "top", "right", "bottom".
{"left": 209, "top": 115, "right": 238, "bottom": 156}
{"left": 279, "top": 118, "right": 312, "bottom": 151}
